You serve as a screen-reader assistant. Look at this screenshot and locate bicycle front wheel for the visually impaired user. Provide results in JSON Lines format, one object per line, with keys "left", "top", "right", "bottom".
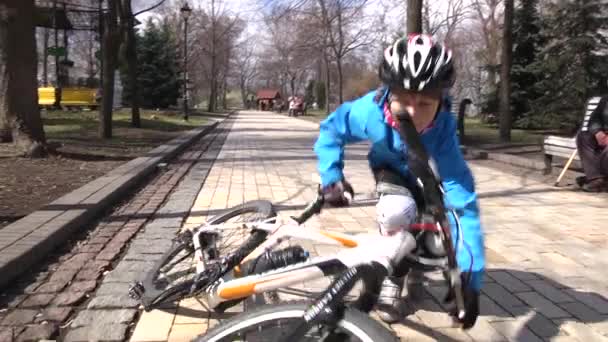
{"left": 194, "top": 302, "right": 398, "bottom": 342}
{"left": 134, "top": 200, "right": 276, "bottom": 310}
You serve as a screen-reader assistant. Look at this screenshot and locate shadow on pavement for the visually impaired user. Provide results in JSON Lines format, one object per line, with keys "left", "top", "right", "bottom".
{"left": 410, "top": 268, "right": 608, "bottom": 341}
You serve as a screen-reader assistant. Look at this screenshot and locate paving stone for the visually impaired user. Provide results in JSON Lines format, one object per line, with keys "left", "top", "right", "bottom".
{"left": 66, "top": 280, "right": 97, "bottom": 293}
{"left": 77, "top": 244, "right": 105, "bottom": 253}
{"left": 46, "top": 268, "right": 78, "bottom": 286}
{"left": 130, "top": 307, "right": 177, "bottom": 341}
{"left": 479, "top": 293, "right": 512, "bottom": 319}
{"left": 62, "top": 253, "right": 96, "bottom": 270}
{"left": 0, "top": 327, "right": 25, "bottom": 342}
{"left": 516, "top": 292, "right": 572, "bottom": 319}
{"left": 167, "top": 323, "right": 208, "bottom": 342}
{"left": 74, "top": 268, "right": 101, "bottom": 281}
{"left": 103, "top": 270, "right": 142, "bottom": 283}
{"left": 525, "top": 279, "right": 576, "bottom": 304}
{"left": 111, "top": 260, "right": 156, "bottom": 274}
{"left": 0, "top": 309, "right": 38, "bottom": 326}
{"left": 16, "top": 323, "right": 57, "bottom": 341}
{"left": 19, "top": 294, "right": 55, "bottom": 308}
{"left": 35, "top": 307, "right": 73, "bottom": 323}
{"left": 34, "top": 281, "right": 68, "bottom": 294}
{"left": 95, "top": 247, "right": 124, "bottom": 261}
{"left": 481, "top": 283, "right": 527, "bottom": 316}
{"left": 412, "top": 299, "right": 455, "bottom": 328}
{"left": 70, "top": 309, "right": 136, "bottom": 328}
{"left": 64, "top": 323, "right": 129, "bottom": 342}
{"left": 86, "top": 294, "right": 139, "bottom": 309}
{"left": 52, "top": 291, "right": 87, "bottom": 307}
{"left": 487, "top": 270, "right": 533, "bottom": 292}
{"left": 95, "top": 282, "right": 133, "bottom": 295}
{"left": 563, "top": 290, "right": 608, "bottom": 315}
{"left": 465, "top": 318, "right": 508, "bottom": 342}
{"left": 554, "top": 319, "right": 608, "bottom": 342}
{"left": 524, "top": 311, "right": 561, "bottom": 338}
{"left": 87, "top": 235, "right": 112, "bottom": 245}
{"left": 491, "top": 319, "right": 544, "bottom": 342}
{"left": 558, "top": 301, "right": 604, "bottom": 322}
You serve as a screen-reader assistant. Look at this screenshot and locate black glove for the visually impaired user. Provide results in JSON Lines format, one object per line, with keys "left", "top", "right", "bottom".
{"left": 443, "top": 272, "right": 480, "bottom": 330}
{"left": 322, "top": 180, "right": 354, "bottom": 207}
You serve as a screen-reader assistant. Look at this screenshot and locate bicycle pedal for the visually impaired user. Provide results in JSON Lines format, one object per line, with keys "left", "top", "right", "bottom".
{"left": 128, "top": 282, "right": 145, "bottom": 300}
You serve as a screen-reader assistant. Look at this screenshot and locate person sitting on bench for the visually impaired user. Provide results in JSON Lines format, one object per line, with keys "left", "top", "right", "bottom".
{"left": 576, "top": 95, "right": 608, "bottom": 192}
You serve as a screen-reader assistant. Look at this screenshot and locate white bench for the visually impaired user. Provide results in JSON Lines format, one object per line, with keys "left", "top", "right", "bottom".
{"left": 543, "top": 97, "right": 601, "bottom": 180}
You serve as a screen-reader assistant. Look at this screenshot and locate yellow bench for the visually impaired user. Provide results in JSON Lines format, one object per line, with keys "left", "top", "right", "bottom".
{"left": 38, "top": 87, "right": 99, "bottom": 109}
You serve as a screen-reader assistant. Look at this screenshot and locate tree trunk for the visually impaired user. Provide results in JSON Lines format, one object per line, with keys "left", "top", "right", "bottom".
{"left": 336, "top": 57, "right": 343, "bottom": 104}
{"left": 498, "top": 0, "right": 514, "bottom": 142}
{"left": 324, "top": 50, "right": 331, "bottom": 114}
{"left": 0, "top": 0, "right": 46, "bottom": 156}
{"left": 208, "top": 74, "right": 216, "bottom": 112}
{"left": 207, "top": 0, "right": 217, "bottom": 113}
{"left": 122, "top": 0, "right": 140, "bottom": 127}
{"left": 407, "top": 0, "right": 423, "bottom": 34}
{"left": 240, "top": 78, "right": 247, "bottom": 108}
{"left": 43, "top": 28, "right": 49, "bottom": 86}
{"left": 221, "top": 71, "right": 227, "bottom": 109}
{"left": 0, "top": 4, "right": 11, "bottom": 142}
{"left": 99, "top": 1, "right": 119, "bottom": 139}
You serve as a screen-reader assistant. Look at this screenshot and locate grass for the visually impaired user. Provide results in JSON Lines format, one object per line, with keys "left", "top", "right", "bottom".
{"left": 461, "top": 117, "right": 547, "bottom": 146}
{"left": 41, "top": 108, "right": 211, "bottom": 157}
{"left": 43, "top": 109, "right": 206, "bottom": 136}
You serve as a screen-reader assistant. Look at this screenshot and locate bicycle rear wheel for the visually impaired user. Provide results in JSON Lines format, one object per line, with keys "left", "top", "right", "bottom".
{"left": 132, "top": 200, "right": 276, "bottom": 310}
{"left": 194, "top": 302, "right": 398, "bottom": 342}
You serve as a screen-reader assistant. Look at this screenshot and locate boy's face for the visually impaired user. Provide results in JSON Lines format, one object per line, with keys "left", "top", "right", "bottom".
{"left": 389, "top": 88, "right": 441, "bottom": 132}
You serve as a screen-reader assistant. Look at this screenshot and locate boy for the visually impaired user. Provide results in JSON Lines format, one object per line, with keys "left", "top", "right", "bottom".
{"left": 313, "top": 34, "right": 485, "bottom": 328}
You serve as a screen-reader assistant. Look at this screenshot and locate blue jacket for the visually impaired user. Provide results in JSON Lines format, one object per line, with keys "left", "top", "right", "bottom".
{"left": 313, "top": 89, "right": 485, "bottom": 291}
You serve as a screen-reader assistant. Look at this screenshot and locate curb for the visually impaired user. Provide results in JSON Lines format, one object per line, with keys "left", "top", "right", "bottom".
{"left": 462, "top": 146, "right": 547, "bottom": 171}
{"left": 0, "top": 115, "right": 228, "bottom": 290}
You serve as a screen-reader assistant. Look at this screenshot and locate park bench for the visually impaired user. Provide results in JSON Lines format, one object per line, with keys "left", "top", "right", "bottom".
{"left": 543, "top": 96, "right": 601, "bottom": 185}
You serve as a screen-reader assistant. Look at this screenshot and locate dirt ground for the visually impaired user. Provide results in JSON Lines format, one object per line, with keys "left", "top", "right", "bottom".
{"left": 0, "top": 110, "right": 213, "bottom": 229}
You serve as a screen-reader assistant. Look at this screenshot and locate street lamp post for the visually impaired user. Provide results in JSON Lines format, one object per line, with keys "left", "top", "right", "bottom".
{"left": 180, "top": 1, "right": 192, "bottom": 121}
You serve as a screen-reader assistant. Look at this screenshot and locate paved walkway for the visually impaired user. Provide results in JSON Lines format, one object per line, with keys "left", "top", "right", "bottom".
{"left": 131, "top": 110, "right": 608, "bottom": 342}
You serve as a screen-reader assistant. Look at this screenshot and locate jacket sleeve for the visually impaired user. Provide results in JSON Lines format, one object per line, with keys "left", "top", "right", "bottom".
{"left": 434, "top": 115, "right": 485, "bottom": 292}
{"left": 313, "top": 101, "right": 369, "bottom": 187}
{"left": 587, "top": 97, "right": 607, "bottom": 135}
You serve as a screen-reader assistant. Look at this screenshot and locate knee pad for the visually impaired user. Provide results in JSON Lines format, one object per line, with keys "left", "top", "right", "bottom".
{"left": 376, "top": 194, "right": 417, "bottom": 236}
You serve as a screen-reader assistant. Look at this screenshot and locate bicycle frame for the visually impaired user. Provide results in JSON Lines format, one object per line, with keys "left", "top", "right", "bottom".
{"left": 193, "top": 215, "right": 424, "bottom": 309}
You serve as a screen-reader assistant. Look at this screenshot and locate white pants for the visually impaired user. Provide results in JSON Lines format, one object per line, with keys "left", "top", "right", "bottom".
{"left": 376, "top": 193, "right": 417, "bottom": 236}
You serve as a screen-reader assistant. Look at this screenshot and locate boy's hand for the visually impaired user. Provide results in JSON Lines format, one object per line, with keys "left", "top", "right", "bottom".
{"left": 322, "top": 180, "right": 354, "bottom": 207}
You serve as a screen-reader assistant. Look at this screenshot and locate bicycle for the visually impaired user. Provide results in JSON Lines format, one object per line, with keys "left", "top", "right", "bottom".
{"left": 129, "top": 111, "right": 471, "bottom": 341}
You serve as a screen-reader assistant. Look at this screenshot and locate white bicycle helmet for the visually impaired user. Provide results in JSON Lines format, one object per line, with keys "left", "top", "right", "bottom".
{"left": 379, "top": 34, "right": 455, "bottom": 92}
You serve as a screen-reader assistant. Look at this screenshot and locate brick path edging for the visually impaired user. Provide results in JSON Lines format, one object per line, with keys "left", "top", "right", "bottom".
{"left": 0, "top": 114, "right": 230, "bottom": 290}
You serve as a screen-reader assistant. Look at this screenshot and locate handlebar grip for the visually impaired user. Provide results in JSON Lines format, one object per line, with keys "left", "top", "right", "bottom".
{"left": 291, "top": 194, "right": 324, "bottom": 225}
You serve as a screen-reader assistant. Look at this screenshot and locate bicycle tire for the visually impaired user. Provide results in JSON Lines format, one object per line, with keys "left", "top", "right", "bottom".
{"left": 136, "top": 200, "right": 276, "bottom": 310}
{"left": 194, "top": 301, "right": 399, "bottom": 342}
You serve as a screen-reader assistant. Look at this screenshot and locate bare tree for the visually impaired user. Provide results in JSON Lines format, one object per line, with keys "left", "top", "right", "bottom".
{"left": 99, "top": 0, "right": 121, "bottom": 138}
{"left": 0, "top": 0, "right": 46, "bottom": 156}
{"left": 120, "top": 0, "right": 141, "bottom": 127}
{"left": 317, "top": 0, "right": 374, "bottom": 104}
{"left": 423, "top": 0, "right": 471, "bottom": 43}
{"left": 233, "top": 39, "right": 258, "bottom": 107}
{"left": 498, "top": 0, "right": 513, "bottom": 141}
{"left": 472, "top": 0, "right": 503, "bottom": 97}
{"left": 186, "top": 0, "right": 242, "bottom": 112}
